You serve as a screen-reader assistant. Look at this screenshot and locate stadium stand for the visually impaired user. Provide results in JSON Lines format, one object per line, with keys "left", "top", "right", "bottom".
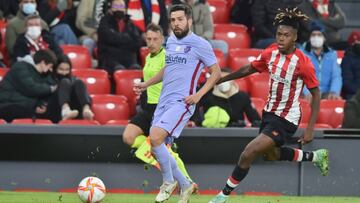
{"left": 61, "top": 45, "right": 92, "bottom": 69}
{"left": 113, "top": 70, "right": 143, "bottom": 116}
{"left": 91, "top": 94, "right": 130, "bottom": 125}
{"left": 72, "top": 69, "right": 111, "bottom": 95}
{"left": 214, "top": 24, "right": 251, "bottom": 49}
{"left": 105, "top": 119, "right": 129, "bottom": 126}
{"left": 11, "top": 119, "right": 53, "bottom": 125}
{"left": 208, "top": 0, "right": 230, "bottom": 24}
{"left": 248, "top": 73, "right": 269, "bottom": 101}
{"left": 317, "top": 99, "right": 345, "bottom": 128}
{"left": 0, "top": 67, "right": 9, "bottom": 81}
{"left": 228, "top": 48, "right": 262, "bottom": 70}
{"left": 59, "top": 119, "right": 101, "bottom": 126}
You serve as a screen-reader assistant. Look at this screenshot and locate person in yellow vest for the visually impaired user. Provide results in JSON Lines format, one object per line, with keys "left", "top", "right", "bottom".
{"left": 122, "top": 23, "right": 194, "bottom": 183}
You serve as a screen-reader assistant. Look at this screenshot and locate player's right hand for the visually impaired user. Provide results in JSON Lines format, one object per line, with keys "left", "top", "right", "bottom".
{"left": 298, "top": 130, "right": 313, "bottom": 145}
{"left": 133, "top": 82, "right": 147, "bottom": 95}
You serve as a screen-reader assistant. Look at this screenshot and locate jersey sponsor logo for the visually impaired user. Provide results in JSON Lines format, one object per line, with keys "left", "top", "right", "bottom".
{"left": 165, "top": 55, "right": 187, "bottom": 64}
{"left": 270, "top": 72, "right": 290, "bottom": 85}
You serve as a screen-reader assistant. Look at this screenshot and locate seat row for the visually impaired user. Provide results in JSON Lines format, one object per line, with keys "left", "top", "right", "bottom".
{"left": 0, "top": 94, "right": 345, "bottom": 129}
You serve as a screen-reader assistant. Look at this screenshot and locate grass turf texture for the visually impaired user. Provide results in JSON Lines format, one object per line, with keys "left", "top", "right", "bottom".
{"left": 0, "top": 192, "right": 360, "bottom": 203}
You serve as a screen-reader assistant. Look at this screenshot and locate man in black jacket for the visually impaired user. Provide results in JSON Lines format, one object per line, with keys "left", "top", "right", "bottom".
{"left": 342, "top": 90, "right": 360, "bottom": 129}
{"left": 251, "top": 0, "right": 303, "bottom": 48}
{"left": 0, "top": 49, "right": 58, "bottom": 122}
{"left": 12, "top": 14, "right": 63, "bottom": 62}
{"left": 97, "top": 0, "right": 142, "bottom": 74}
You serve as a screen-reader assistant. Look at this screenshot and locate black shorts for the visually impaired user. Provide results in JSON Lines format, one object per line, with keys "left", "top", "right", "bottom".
{"left": 129, "top": 104, "right": 157, "bottom": 135}
{"left": 259, "top": 112, "right": 298, "bottom": 147}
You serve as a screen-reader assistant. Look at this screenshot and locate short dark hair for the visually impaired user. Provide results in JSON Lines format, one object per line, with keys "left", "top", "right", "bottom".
{"left": 146, "top": 23, "right": 163, "bottom": 35}
{"left": 25, "top": 14, "right": 41, "bottom": 26}
{"left": 33, "top": 49, "right": 57, "bottom": 65}
{"left": 168, "top": 3, "right": 192, "bottom": 19}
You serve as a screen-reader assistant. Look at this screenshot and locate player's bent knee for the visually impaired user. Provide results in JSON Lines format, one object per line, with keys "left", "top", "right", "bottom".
{"left": 149, "top": 127, "right": 168, "bottom": 147}
{"left": 122, "top": 127, "right": 136, "bottom": 146}
{"left": 149, "top": 135, "right": 163, "bottom": 147}
{"left": 241, "top": 147, "right": 261, "bottom": 161}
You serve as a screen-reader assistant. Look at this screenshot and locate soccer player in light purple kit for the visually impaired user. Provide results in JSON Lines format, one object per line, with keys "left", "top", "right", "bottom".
{"left": 134, "top": 4, "right": 221, "bottom": 203}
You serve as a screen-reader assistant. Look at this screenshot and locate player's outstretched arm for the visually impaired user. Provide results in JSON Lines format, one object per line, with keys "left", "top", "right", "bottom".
{"left": 184, "top": 63, "right": 221, "bottom": 105}
{"left": 134, "top": 67, "right": 165, "bottom": 95}
{"left": 299, "top": 87, "right": 320, "bottom": 145}
{"left": 217, "top": 64, "right": 257, "bottom": 84}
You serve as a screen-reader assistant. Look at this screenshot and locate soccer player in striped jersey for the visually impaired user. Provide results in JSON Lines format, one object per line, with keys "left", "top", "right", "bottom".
{"left": 208, "top": 8, "right": 329, "bottom": 203}
{"left": 135, "top": 4, "right": 221, "bottom": 203}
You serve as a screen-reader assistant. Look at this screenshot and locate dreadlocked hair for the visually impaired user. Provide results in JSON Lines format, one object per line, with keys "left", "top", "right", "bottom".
{"left": 273, "top": 7, "right": 309, "bottom": 30}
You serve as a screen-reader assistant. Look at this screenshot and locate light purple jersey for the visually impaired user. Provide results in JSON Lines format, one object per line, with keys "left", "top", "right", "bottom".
{"left": 157, "top": 32, "right": 217, "bottom": 106}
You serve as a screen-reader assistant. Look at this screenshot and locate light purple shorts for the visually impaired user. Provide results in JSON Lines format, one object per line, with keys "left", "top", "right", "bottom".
{"left": 151, "top": 101, "right": 195, "bottom": 138}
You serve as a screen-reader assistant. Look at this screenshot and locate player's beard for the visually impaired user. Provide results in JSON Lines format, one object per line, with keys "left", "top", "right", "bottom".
{"left": 173, "top": 24, "right": 190, "bottom": 39}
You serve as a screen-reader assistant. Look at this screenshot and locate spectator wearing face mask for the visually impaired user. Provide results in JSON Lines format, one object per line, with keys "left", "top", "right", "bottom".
{"left": 200, "top": 69, "right": 261, "bottom": 128}
{"left": 53, "top": 54, "right": 94, "bottom": 120}
{"left": 97, "top": 0, "right": 142, "bottom": 74}
{"left": 341, "top": 32, "right": 360, "bottom": 100}
{"left": 12, "top": 14, "right": 63, "bottom": 62}
{"left": 0, "top": 49, "right": 58, "bottom": 123}
{"left": 301, "top": 21, "right": 342, "bottom": 101}
{"left": 5, "top": 0, "right": 49, "bottom": 57}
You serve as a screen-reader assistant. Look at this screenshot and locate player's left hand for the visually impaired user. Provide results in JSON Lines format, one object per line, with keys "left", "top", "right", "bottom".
{"left": 184, "top": 94, "right": 201, "bottom": 105}
{"left": 298, "top": 131, "right": 313, "bottom": 145}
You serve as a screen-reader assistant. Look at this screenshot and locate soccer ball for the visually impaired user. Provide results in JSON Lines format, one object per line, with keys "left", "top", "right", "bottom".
{"left": 77, "top": 176, "right": 106, "bottom": 203}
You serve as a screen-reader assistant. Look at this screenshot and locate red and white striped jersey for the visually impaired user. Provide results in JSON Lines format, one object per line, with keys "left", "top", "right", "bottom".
{"left": 251, "top": 44, "right": 318, "bottom": 125}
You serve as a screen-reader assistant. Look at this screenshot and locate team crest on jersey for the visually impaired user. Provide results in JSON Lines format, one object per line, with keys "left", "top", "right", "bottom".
{"left": 184, "top": 46, "right": 191, "bottom": 53}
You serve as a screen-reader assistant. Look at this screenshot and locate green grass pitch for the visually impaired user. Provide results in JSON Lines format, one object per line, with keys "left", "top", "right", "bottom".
{"left": 0, "top": 191, "right": 360, "bottom": 203}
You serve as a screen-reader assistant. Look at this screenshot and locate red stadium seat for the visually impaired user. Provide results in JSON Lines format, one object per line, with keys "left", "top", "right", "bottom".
{"left": 316, "top": 99, "right": 345, "bottom": 128}
{"left": 299, "top": 123, "right": 332, "bottom": 129}
{"left": 0, "top": 68, "right": 9, "bottom": 81}
{"left": 72, "top": 69, "right": 110, "bottom": 94}
{"left": 0, "top": 21, "right": 10, "bottom": 67}
{"left": 11, "top": 119, "right": 53, "bottom": 125}
{"left": 0, "top": 119, "right": 6, "bottom": 124}
{"left": 214, "top": 24, "right": 251, "bottom": 49}
{"left": 59, "top": 119, "right": 100, "bottom": 125}
{"left": 336, "top": 50, "right": 344, "bottom": 65}
{"left": 113, "top": 70, "right": 143, "bottom": 115}
{"left": 228, "top": 49, "right": 262, "bottom": 71}
{"left": 91, "top": 94, "right": 130, "bottom": 124}
{"left": 139, "top": 46, "right": 149, "bottom": 68}
{"left": 299, "top": 99, "right": 311, "bottom": 124}
{"left": 106, "top": 119, "right": 129, "bottom": 126}
{"left": 248, "top": 73, "right": 269, "bottom": 101}
{"left": 227, "top": 0, "right": 236, "bottom": 9}
{"left": 61, "top": 45, "right": 92, "bottom": 69}
{"left": 234, "top": 78, "right": 249, "bottom": 93}
{"left": 214, "top": 48, "right": 227, "bottom": 68}
{"left": 93, "top": 47, "right": 98, "bottom": 59}
{"left": 250, "top": 97, "right": 265, "bottom": 117}
{"left": 208, "top": 0, "right": 230, "bottom": 24}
